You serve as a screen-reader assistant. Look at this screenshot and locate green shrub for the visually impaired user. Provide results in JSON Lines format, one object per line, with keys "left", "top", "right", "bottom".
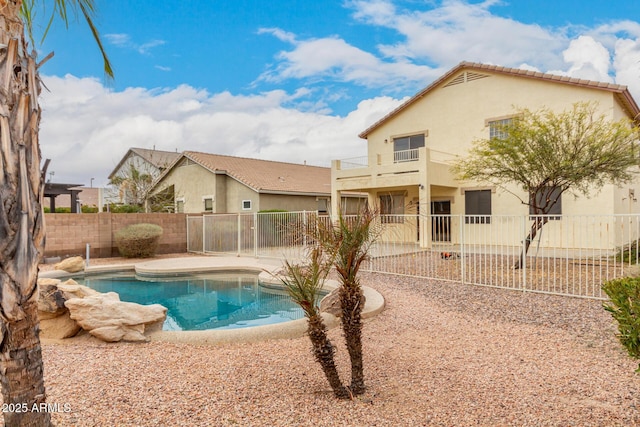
{"left": 81, "top": 205, "right": 99, "bottom": 213}
{"left": 106, "top": 204, "right": 144, "bottom": 213}
{"left": 115, "top": 223, "right": 163, "bottom": 258}
{"left": 603, "top": 277, "right": 640, "bottom": 371}
{"left": 616, "top": 239, "right": 640, "bottom": 264}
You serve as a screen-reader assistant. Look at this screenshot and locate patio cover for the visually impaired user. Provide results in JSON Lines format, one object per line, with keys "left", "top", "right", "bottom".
{"left": 44, "top": 183, "right": 83, "bottom": 213}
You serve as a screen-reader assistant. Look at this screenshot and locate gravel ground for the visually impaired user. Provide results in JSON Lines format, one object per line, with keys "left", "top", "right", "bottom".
{"left": 5, "top": 257, "right": 640, "bottom": 426}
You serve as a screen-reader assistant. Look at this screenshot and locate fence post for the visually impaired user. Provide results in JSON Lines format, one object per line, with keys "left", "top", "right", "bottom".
{"left": 521, "top": 215, "right": 527, "bottom": 292}
{"left": 460, "top": 214, "right": 465, "bottom": 283}
{"left": 202, "top": 215, "right": 206, "bottom": 253}
{"left": 237, "top": 213, "right": 242, "bottom": 256}
{"left": 254, "top": 212, "right": 258, "bottom": 258}
{"left": 303, "top": 211, "right": 308, "bottom": 250}
{"left": 186, "top": 216, "right": 190, "bottom": 252}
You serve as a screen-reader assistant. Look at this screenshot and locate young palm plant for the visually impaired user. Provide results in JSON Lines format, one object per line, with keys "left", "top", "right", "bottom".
{"left": 317, "top": 208, "right": 379, "bottom": 396}
{"left": 278, "top": 247, "right": 350, "bottom": 399}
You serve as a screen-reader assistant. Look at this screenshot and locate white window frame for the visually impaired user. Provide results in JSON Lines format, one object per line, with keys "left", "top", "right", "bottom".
{"left": 242, "top": 200, "right": 252, "bottom": 211}
{"left": 202, "top": 195, "right": 214, "bottom": 212}
{"left": 392, "top": 133, "right": 425, "bottom": 163}
{"left": 464, "top": 189, "right": 492, "bottom": 224}
{"left": 175, "top": 197, "right": 185, "bottom": 214}
{"left": 379, "top": 192, "right": 405, "bottom": 223}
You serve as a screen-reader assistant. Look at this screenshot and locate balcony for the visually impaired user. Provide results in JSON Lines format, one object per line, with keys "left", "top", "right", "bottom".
{"left": 332, "top": 147, "right": 458, "bottom": 192}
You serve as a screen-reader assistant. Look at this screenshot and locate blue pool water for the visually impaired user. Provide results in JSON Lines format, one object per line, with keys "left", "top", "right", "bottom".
{"left": 76, "top": 271, "right": 304, "bottom": 331}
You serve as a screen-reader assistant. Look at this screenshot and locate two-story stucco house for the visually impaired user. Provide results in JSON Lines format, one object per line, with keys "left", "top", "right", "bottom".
{"left": 332, "top": 62, "right": 640, "bottom": 248}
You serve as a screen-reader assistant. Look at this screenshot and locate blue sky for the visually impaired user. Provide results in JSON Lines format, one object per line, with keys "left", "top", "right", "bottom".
{"left": 33, "top": 0, "right": 640, "bottom": 186}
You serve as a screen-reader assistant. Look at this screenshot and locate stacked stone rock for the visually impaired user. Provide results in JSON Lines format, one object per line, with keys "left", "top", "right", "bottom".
{"left": 37, "top": 257, "right": 167, "bottom": 342}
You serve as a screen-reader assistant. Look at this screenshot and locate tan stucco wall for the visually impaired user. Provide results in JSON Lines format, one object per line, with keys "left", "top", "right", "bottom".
{"left": 365, "top": 74, "right": 619, "bottom": 160}
{"left": 259, "top": 193, "right": 321, "bottom": 212}
{"left": 225, "top": 178, "right": 259, "bottom": 212}
{"left": 153, "top": 161, "right": 217, "bottom": 213}
{"left": 336, "top": 70, "right": 638, "bottom": 218}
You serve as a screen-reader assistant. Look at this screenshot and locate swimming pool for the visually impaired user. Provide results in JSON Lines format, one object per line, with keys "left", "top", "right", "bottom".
{"left": 76, "top": 271, "right": 304, "bottom": 331}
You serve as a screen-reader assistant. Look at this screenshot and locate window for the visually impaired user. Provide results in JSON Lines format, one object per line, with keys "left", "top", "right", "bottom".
{"left": 488, "top": 118, "right": 513, "bottom": 140}
{"left": 380, "top": 193, "right": 404, "bottom": 223}
{"left": 465, "top": 190, "right": 491, "bottom": 224}
{"left": 529, "top": 186, "right": 562, "bottom": 218}
{"left": 393, "top": 134, "right": 425, "bottom": 162}
{"left": 242, "top": 200, "right": 252, "bottom": 210}
{"left": 317, "top": 198, "right": 328, "bottom": 214}
{"left": 203, "top": 195, "right": 214, "bottom": 212}
{"left": 176, "top": 198, "right": 185, "bottom": 213}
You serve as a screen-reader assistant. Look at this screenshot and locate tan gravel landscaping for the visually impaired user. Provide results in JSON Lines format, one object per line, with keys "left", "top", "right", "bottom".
{"left": 6, "top": 257, "right": 640, "bottom": 426}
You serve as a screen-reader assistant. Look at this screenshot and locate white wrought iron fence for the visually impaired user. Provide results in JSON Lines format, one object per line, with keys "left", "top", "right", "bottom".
{"left": 187, "top": 212, "right": 640, "bottom": 299}
{"left": 188, "top": 212, "right": 317, "bottom": 260}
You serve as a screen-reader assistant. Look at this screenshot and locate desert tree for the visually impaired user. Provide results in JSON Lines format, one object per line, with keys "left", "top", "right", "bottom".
{"left": 0, "top": 1, "right": 112, "bottom": 426}
{"left": 108, "top": 163, "right": 153, "bottom": 207}
{"left": 453, "top": 102, "right": 640, "bottom": 268}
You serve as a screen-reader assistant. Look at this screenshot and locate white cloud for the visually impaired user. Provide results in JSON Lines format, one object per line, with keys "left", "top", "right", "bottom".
{"left": 104, "top": 33, "right": 166, "bottom": 55}
{"left": 561, "top": 36, "right": 612, "bottom": 82}
{"left": 38, "top": 75, "right": 402, "bottom": 187}
{"left": 257, "top": 28, "right": 297, "bottom": 44}
{"left": 613, "top": 38, "right": 640, "bottom": 95}
{"left": 104, "top": 33, "right": 130, "bottom": 47}
{"left": 352, "top": 0, "right": 567, "bottom": 69}
{"left": 258, "top": 0, "right": 571, "bottom": 93}
{"left": 258, "top": 33, "right": 438, "bottom": 90}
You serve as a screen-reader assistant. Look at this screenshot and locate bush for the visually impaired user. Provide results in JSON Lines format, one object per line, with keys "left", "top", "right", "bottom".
{"left": 616, "top": 239, "right": 640, "bottom": 264}
{"left": 81, "top": 205, "right": 99, "bottom": 213}
{"left": 105, "top": 204, "right": 145, "bottom": 213}
{"left": 603, "top": 277, "right": 640, "bottom": 371}
{"left": 115, "top": 223, "right": 163, "bottom": 258}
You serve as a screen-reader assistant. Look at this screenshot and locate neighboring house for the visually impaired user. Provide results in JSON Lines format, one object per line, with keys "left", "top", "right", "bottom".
{"left": 332, "top": 61, "right": 640, "bottom": 247}
{"left": 108, "top": 147, "right": 181, "bottom": 205}
{"left": 149, "top": 151, "right": 363, "bottom": 214}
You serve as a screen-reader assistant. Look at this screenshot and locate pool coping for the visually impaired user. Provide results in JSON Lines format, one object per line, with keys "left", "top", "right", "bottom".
{"left": 39, "top": 255, "right": 386, "bottom": 345}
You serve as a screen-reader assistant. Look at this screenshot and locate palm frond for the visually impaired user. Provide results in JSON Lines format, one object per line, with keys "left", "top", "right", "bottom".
{"left": 20, "top": 0, "right": 114, "bottom": 79}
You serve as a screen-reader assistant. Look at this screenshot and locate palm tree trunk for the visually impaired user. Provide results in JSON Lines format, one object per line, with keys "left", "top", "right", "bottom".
{"left": 1, "top": 301, "right": 49, "bottom": 427}
{"left": 307, "top": 315, "right": 349, "bottom": 399}
{"left": 340, "top": 283, "right": 365, "bottom": 395}
{"left": 0, "top": 2, "right": 50, "bottom": 426}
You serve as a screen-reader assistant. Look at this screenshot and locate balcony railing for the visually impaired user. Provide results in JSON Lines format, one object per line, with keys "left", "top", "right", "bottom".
{"left": 337, "top": 156, "right": 368, "bottom": 170}
{"left": 393, "top": 148, "right": 420, "bottom": 163}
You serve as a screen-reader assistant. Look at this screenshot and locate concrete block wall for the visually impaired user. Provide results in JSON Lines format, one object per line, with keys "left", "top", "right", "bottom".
{"left": 43, "top": 213, "right": 188, "bottom": 259}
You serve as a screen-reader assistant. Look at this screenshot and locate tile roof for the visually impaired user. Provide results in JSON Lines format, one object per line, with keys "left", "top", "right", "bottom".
{"left": 130, "top": 148, "right": 181, "bottom": 169}
{"left": 359, "top": 61, "right": 640, "bottom": 138}
{"left": 108, "top": 148, "right": 181, "bottom": 179}
{"left": 183, "top": 151, "right": 331, "bottom": 195}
